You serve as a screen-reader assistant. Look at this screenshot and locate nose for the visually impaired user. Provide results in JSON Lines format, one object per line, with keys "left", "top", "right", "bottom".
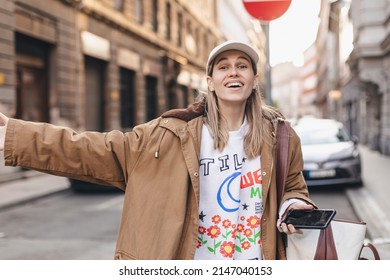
{"left": 228, "top": 66, "right": 238, "bottom": 76}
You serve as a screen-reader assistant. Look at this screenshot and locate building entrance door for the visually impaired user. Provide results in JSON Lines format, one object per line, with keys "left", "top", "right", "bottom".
{"left": 84, "top": 56, "right": 106, "bottom": 131}
{"left": 16, "top": 65, "right": 48, "bottom": 122}
{"left": 15, "top": 33, "right": 50, "bottom": 122}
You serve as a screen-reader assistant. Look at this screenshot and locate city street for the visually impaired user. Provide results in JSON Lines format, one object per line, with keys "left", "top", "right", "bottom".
{"left": 0, "top": 183, "right": 358, "bottom": 260}
{"left": 0, "top": 144, "right": 389, "bottom": 260}
{"left": 0, "top": 190, "right": 123, "bottom": 259}
{"left": 0, "top": 3, "right": 389, "bottom": 280}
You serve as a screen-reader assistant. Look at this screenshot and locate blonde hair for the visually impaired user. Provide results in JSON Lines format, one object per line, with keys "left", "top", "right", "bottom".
{"left": 203, "top": 85, "right": 282, "bottom": 159}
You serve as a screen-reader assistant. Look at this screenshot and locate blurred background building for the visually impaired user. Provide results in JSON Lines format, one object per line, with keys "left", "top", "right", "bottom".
{"left": 271, "top": 0, "right": 390, "bottom": 156}
{"left": 347, "top": 0, "right": 390, "bottom": 155}
{"left": 0, "top": 0, "right": 266, "bottom": 179}
{"left": 0, "top": 0, "right": 389, "bottom": 158}
{"left": 0, "top": 0, "right": 266, "bottom": 133}
{"left": 271, "top": 61, "right": 301, "bottom": 120}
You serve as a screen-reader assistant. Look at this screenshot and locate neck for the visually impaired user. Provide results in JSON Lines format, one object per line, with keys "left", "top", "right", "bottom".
{"left": 219, "top": 102, "right": 246, "bottom": 131}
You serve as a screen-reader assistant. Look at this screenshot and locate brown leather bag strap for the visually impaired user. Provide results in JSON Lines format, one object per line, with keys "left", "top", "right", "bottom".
{"left": 276, "top": 120, "right": 291, "bottom": 206}
{"left": 314, "top": 224, "right": 338, "bottom": 260}
{"left": 359, "top": 242, "right": 381, "bottom": 260}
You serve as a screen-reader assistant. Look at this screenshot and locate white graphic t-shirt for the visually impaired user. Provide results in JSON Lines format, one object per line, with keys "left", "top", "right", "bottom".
{"left": 194, "top": 119, "right": 263, "bottom": 260}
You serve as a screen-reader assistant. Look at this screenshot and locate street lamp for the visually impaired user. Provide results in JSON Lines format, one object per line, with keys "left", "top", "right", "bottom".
{"left": 242, "top": 0, "right": 292, "bottom": 105}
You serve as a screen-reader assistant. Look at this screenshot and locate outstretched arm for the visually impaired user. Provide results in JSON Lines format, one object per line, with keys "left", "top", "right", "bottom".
{"left": 3, "top": 117, "right": 131, "bottom": 189}
{"left": 0, "top": 112, "right": 9, "bottom": 151}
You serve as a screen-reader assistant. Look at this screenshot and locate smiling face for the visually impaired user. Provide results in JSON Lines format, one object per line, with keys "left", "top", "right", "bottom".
{"left": 207, "top": 50, "right": 258, "bottom": 108}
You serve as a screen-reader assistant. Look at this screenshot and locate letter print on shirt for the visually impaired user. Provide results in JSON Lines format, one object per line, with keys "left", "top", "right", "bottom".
{"left": 195, "top": 120, "right": 263, "bottom": 260}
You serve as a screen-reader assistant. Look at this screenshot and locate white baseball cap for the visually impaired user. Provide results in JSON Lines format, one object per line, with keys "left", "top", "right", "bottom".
{"left": 206, "top": 40, "right": 259, "bottom": 75}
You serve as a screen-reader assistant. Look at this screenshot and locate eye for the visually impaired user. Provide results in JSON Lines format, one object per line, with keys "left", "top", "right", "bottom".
{"left": 218, "top": 65, "right": 229, "bottom": 70}
{"left": 237, "top": 64, "right": 248, "bottom": 69}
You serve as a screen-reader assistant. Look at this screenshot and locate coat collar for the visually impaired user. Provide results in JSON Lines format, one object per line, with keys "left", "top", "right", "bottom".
{"left": 161, "top": 97, "right": 206, "bottom": 122}
{"left": 159, "top": 96, "right": 280, "bottom": 146}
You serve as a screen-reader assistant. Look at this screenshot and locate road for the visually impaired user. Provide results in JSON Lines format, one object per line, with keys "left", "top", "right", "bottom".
{"left": 0, "top": 185, "right": 360, "bottom": 260}
{"left": 0, "top": 190, "right": 124, "bottom": 260}
{"left": 309, "top": 185, "right": 359, "bottom": 221}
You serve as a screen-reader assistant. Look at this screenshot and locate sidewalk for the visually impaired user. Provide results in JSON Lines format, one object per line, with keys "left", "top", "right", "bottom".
{"left": 346, "top": 145, "right": 390, "bottom": 260}
{"left": 0, "top": 151, "right": 70, "bottom": 210}
{"left": 0, "top": 161, "right": 70, "bottom": 210}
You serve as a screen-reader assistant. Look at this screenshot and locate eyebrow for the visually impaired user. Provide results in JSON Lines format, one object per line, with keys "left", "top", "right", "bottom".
{"left": 215, "top": 55, "right": 251, "bottom": 65}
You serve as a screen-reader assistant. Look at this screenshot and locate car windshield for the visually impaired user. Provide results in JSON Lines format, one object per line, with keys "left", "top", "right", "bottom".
{"left": 294, "top": 120, "right": 351, "bottom": 145}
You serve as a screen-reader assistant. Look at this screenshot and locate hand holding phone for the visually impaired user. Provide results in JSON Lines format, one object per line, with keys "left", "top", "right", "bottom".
{"left": 282, "top": 209, "right": 336, "bottom": 229}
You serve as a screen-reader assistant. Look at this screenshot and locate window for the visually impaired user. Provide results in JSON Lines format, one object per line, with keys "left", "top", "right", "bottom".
{"left": 120, "top": 68, "right": 136, "bottom": 128}
{"left": 166, "top": 2, "right": 171, "bottom": 40}
{"left": 152, "top": 0, "right": 158, "bottom": 32}
{"left": 113, "top": 0, "right": 124, "bottom": 11}
{"left": 15, "top": 33, "right": 50, "bottom": 123}
{"left": 177, "top": 12, "right": 183, "bottom": 47}
{"left": 145, "top": 75, "right": 158, "bottom": 121}
{"left": 135, "top": 0, "right": 144, "bottom": 24}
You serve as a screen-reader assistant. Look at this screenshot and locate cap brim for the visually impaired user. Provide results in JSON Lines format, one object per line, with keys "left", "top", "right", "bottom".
{"left": 206, "top": 41, "right": 259, "bottom": 75}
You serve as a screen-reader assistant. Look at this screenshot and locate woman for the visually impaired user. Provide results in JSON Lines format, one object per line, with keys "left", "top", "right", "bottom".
{"left": 0, "top": 40, "right": 314, "bottom": 260}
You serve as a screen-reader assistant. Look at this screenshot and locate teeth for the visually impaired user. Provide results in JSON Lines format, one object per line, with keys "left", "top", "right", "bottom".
{"left": 227, "top": 82, "right": 242, "bottom": 88}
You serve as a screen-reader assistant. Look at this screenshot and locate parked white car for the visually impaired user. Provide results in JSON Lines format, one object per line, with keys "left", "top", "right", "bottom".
{"left": 293, "top": 118, "right": 362, "bottom": 187}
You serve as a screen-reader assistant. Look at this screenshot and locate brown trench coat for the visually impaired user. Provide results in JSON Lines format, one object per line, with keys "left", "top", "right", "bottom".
{"left": 3, "top": 100, "right": 314, "bottom": 260}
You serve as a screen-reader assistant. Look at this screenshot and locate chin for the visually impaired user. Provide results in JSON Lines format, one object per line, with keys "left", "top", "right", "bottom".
{"left": 222, "top": 94, "right": 250, "bottom": 102}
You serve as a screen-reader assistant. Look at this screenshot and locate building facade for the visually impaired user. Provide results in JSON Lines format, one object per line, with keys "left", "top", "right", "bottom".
{"left": 0, "top": 0, "right": 268, "bottom": 180}
{"left": 314, "top": 0, "right": 390, "bottom": 155}
{"left": 271, "top": 61, "right": 302, "bottom": 120}
{"left": 347, "top": 0, "right": 390, "bottom": 155}
{"left": 316, "top": 0, "right": 343, "bottom": 120}
{"left": 271, "top": 45, "right": 318, "bottom": 121}
{"left": 299, "top": 44, "right": 318, "bottom": 118}
{"left": 0, "top": 0, "right": 221, "bottom": 132}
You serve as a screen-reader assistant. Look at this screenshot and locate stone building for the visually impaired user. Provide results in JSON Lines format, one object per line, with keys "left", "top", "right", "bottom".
{"left": 0, "top": 0, "right": 221, "bottom": 132}
{"left": 347, "top": 0, "right": 390, "bottom": 155}
{"left": 0, "top": 0, "right": 267, "bottom": 180}
{"left": 316, "top": 0, "right": 346, "bottom": 120}
{"left": 316, "top": 0, "right": 390, "bottom": 155}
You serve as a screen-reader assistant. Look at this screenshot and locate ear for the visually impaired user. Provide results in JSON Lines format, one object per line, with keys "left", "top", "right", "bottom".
{"left": 253, "top": 75, "right": 259, "bottom": 89}
{"left": 252, "top": 80, "right": 258, "bottom": 89}
{"left": 207, "top": 77, "right": 214, "bottom": 91}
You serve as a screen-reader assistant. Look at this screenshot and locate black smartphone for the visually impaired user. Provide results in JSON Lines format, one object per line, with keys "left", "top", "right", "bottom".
{"left": 282, "top": 209, "right": 336, "bottom": 229}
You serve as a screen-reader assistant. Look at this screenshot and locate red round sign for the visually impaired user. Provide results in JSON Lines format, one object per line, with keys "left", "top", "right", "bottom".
{"left": 242, "top": 0, "right": 292, "bottom": 22}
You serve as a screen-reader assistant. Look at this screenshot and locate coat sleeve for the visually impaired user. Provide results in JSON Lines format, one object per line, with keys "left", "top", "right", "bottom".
{"left": 3, "top": 118, "right": 146, "bottom": 190}
{"left": 282, "top": 127, "right": 315, "bottom": 206}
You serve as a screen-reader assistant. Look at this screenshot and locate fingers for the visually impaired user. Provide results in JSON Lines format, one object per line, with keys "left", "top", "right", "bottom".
{"left": 298, "top": 204, "right": 315, "bottom": 210}
{"left": 277, "top": 202, "right": 314, "bottom": 235}
{"left": 277, "top": 218, "right": 298, "bottom": 235}
{"left": 289, "top": 203, "right": 314, "bottom": 211}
